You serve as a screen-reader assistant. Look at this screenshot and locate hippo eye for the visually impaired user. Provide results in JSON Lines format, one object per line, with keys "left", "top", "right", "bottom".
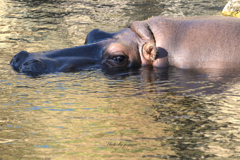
{"left": 103, "top": 51, "right": 129, "bottom": 67}
{"left": 112, "top": 56, "right": 126, "bottom": 63}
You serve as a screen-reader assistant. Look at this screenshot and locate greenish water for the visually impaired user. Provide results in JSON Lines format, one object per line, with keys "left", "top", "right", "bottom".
{"left": 2, "top": 0, "right": 240, "bottom": 159}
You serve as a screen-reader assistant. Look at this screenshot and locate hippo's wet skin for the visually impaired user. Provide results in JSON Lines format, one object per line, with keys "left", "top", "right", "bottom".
{"left": 10, "top": 16, "right": 240, "bottom": 74}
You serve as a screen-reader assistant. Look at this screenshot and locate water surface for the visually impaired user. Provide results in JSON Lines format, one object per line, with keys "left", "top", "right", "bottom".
{"left": 2, "top": 0, "right": 240, "bottom": 159}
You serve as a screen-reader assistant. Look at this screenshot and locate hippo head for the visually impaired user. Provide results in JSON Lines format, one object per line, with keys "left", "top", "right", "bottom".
{"left": 85, "top": 27, "right": 161, "bottom": 68}
{"left": 10, "top": 21, "right": 168, "bottom": 74}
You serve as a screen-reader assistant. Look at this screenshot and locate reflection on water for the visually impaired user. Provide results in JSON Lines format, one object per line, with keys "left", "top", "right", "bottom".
{"left": 1, "top": 0, "right": 239, "bottom": 159}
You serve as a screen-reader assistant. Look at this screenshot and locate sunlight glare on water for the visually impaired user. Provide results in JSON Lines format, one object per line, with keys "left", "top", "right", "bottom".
{"left": 1, "top": 0, "right": 240, "bottom": 159}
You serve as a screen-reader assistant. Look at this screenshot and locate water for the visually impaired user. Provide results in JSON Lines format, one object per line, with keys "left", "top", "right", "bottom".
{"left": 1, "top": 0, "right": 239, "bottom": 159}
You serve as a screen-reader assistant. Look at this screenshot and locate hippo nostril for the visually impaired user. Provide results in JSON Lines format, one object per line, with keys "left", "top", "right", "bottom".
{"left": 23, "top": 61, "right": 29, "bottom": 66}
{"left": 32, "top": 60, "right": 40, "bottom": 63}
{"left": 23, "top": 59, "right": 40, "bottom": 66}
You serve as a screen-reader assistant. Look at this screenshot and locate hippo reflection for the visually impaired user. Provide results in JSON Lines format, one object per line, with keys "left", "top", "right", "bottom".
{"left": 10, "top": 16, "right": 240, "bottom": 74}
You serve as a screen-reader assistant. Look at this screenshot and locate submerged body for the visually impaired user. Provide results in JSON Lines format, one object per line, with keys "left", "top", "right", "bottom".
{"left": 10, "top": 16, "right": 240, "bottom": 74}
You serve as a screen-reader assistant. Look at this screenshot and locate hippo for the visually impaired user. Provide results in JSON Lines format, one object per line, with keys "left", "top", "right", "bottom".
{"left": 10, "top": 16, "right": 240, "bottom": 74}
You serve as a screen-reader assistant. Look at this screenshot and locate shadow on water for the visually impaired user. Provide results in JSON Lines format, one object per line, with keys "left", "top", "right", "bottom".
{"left": 104, "top": 66, "right": 240, "bottom": 95}
{"left": 102, "top": 67, "right": 240, "bottom": 159}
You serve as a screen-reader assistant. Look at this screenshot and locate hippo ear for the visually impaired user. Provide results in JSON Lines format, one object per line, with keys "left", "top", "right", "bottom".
{"left": 130, "top": 21, "right": 155, "bottom": 44}
{"left": 142, "top": 42, "right": 157, "bottom": 62}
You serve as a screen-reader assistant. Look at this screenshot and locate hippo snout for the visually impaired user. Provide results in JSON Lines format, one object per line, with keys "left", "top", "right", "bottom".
{"left": 10, "top": 51, "right": 30, "bottom": 69}
{"left": 19, "top": 59, "right": 46, "bottom": 73}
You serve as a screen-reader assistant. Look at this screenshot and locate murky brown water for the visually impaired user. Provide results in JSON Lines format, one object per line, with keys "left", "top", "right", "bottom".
{"left": 2, "top": 0, "right": 240, "bottom": 159}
